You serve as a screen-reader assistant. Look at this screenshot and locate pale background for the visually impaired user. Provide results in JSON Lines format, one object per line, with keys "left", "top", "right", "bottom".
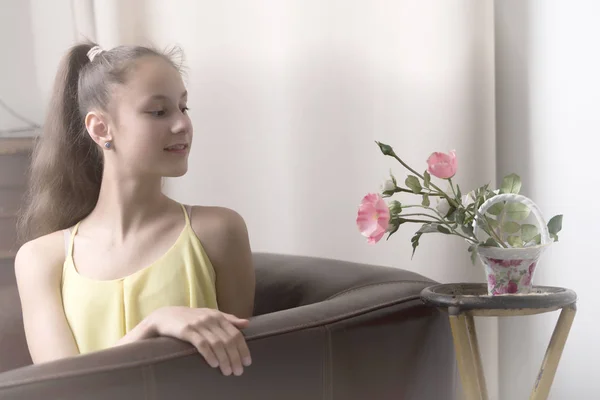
{"left": 2, "top": 1, "right": 597, "bottom": 398}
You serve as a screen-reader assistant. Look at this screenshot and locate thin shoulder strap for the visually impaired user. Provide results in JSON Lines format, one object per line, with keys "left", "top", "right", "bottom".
{"left": 63, "top": 229, "right": 71, "bottom": 257}
{"left": 65, "top": 222, "right": 82, "bottom": 258}
{"left": 183, "top": 204, "right": 193, "bottom": 225}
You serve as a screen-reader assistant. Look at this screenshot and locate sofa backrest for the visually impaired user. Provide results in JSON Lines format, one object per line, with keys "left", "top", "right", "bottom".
{"left": 0, "top": 252, "right": 433, "bottom": 374}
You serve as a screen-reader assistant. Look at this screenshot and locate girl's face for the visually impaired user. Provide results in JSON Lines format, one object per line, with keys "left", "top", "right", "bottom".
{"left": 107, "top": 56, "right": 193, "bottom": 179}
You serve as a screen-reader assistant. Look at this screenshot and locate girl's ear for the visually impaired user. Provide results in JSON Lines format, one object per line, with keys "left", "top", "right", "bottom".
{"left": 85, "top": 110, "right": 112, "bottom": 147}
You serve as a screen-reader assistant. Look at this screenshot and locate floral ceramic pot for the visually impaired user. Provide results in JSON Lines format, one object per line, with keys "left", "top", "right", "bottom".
{"left": 474, "top": 194, "right": 552, "bottom": 296}
{"left": 477, "top": 247, "right": 546, "bottom": 295}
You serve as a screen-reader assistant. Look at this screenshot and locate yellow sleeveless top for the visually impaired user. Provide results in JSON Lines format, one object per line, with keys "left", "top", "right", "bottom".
{"left": 61, "top": 204, "right": 219, "bottom": 354}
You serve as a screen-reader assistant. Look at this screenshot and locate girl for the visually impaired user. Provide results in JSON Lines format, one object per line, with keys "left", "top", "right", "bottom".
{"left": 14, "top": 42, "right": 255, "bottom": 377}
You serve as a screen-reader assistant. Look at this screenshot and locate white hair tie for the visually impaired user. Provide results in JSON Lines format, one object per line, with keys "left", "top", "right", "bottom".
{"left": 87, "top": 45, "right": 104, "bottom": 62}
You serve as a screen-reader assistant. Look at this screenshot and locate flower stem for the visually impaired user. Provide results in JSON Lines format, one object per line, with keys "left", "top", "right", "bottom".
{"left": 399, "top": 212, "right": 441, "bottom": 220}
{"left": 390, "top": 151, "right": 507, "bottom": 248}
{"left": 390, "top": 152, "right": 461, "bottom": 208}
{"left": 400, "top": 218, "right": 439, "bottom": 224}
{"left": 448, "top": 229, "right": 476, "bottom": 242}
{"left": 480, "top": 214, "right": 509, "bottom": 248}
{"left": 396, "top": 207, "right": 476, "bottom": 242}
{"left": 448, "top": 178, "right": 458, "bottom": 199}
{"left": 391, "top": 187, "right": 443, "bottom": 196}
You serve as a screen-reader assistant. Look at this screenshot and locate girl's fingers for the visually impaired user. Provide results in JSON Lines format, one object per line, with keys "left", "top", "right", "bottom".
{"left": 220, "top": 319, "right": 252, "bottom": 367}
{"left": 183, "top": 329, "right": 219, "bottom": 369}
{"left": 199, "top": 328, "right": 232, "bottom": 376}
{"left": 211, "top": 323, "right": 245, "bottom": 376}
{"left": 222, "top": 312, "right": 250, "bottom": 325}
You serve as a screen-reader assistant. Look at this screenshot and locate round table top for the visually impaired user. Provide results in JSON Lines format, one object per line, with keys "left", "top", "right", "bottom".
{"left": 420, "top": 283, "right": 577, "bottom": 313}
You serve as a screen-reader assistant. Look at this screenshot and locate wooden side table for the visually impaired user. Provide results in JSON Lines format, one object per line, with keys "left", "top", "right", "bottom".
{"left": 420, "top": 283, "right": 577, "bottom": 400}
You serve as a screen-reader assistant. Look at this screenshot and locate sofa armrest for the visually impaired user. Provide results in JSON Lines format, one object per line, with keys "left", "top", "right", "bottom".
{"left": 0, "top": 253, "right": 455, "bottom": 399}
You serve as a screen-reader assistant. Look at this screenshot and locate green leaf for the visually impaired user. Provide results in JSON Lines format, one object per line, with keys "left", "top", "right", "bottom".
{"left": 418, "top": 223, "right": 440, "bottom": 234}
{"left": 487, "top": 202, "right": 505, "bottom": 216}
{"left": 461, "top": 224, "right": 474, "bottom": 237}
{"left": 486, "top": 217, "right": 499, "bottom": 230}
{"left": 405, "top": 175, "right": 422, "bottom": 194}
{"left": 506, "top": 203, "right": 530, "bottom": 220}
{"left": 502, "top": 221, "right": 521, "bottom": 234}
{"left": 423, "top": 171, "right": 431, "bottom": 189}
{"left": 547, "top": 215, "right": 563, "bottom": 235}
{"left": 507, "top": 235, "right": 524, "bottom": 247}
{"left": 456, "top": 185, "right": 462, "bottom": 201}
{"left": 386, "top": 217, "right": 409, "bottom": 240}
{"left": 484, "top": 186, "right": 495, "bottom": 199}
{"left": 437, "top": 225, "right": 452, "bottom": 234}
{"left": 411, "top": 232, "right": 423, "bottom": 259}
{"left": 388, "top": 200, "right": 402, "bottom": 215}
{"left": 445, "top": 206, "right": 457, "bottom": 220}
{"left": 550, "top": 233, "right": 559, "bottom": 242}
{"left": 464, "top": 212, "right": 474, "bottom": 224}
{"left": 533, "top": 234, "right": 542, "bottom": 245}
{"left": 468, "top": 244, "right": 479, "bottom": 265}
{"left": 521, "top": 224, "right": 538, "bottom": 242}
{"left": 500, "top": 173, "right": 522, "bottom": 194}
{"left": 385, "top": 223, "right": 400, "bottom": 240}
{"left": 483, "top": 238, "right": 500, "bottom": 247}
{"left": 422, "top": 194, "right": 430, "bottom": 207}
{"left": 376, "top": 141, "right": 396, "bottom": 157}
{"left": 455, "top": 209, "right": 465, "bottom": 225}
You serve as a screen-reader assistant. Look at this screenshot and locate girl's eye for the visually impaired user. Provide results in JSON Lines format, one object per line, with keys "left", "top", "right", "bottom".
{"left": 148, "top": 110, "right": 166, "bottom": 117}
{"left": 181, "top": 107, "right": 189, "bottom": 114}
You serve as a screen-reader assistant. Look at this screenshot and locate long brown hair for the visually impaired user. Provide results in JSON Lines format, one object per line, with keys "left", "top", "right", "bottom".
{"left": 17, "top": 42, "right": 181, "bottom": 243}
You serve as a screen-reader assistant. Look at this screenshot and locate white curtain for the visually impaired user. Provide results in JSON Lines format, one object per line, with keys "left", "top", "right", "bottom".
{"left": 12, "top": 0, "right": 600, "bottom": 398}
{"left": 495, "top": 1, "right": 599, "bottom": 398}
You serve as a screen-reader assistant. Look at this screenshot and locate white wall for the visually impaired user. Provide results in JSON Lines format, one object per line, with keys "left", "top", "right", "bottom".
{"left": 151, "top": 0, "right": 496, "bottom": 279}
{"left": 27, "top": 0, "right": 77, "bottom": 116}
{"left": 144, "top": 1, "right": 499, "bottom": 397}
{"left": 0, "top": 0, "right": 42, "bottom": 132}
{"left": 0, "top": 0, "right": 78, "bottom": 135}
{"left": 5, "top": 0, "right": 502, "bottom": 397}
{"left": 7, "top": 1, "right": 597, "bottom": 398}
{"left": 495, "top": 1, "right": 599, "bottom": 398}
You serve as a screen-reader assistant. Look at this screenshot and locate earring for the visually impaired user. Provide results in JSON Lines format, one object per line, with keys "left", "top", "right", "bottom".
{"left": 104, "top": 141, "right": 112, "bottom": 149}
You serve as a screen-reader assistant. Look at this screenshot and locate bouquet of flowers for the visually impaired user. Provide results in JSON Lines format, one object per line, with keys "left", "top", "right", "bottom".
{"left": 356, "top": 141, "right": 563, "bottom": 294}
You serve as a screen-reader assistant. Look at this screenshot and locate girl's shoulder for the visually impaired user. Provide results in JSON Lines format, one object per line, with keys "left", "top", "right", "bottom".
{"left": 14, "top": 229, "right": 68, "bottom": 289}
{"left": 187, "top": 205, "right": 248, "bottom": 245}
{"left": 186, "top": 205, "right": 254, "bottom": 317}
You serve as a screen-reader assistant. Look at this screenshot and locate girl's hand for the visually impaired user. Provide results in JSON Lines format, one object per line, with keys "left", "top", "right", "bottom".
{"left": 149, "top": 306, "right": 251, "bottom": 376}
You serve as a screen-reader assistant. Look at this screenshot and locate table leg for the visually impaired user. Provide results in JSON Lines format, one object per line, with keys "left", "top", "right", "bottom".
{"left": 529, "top": 303, "right": 577, "bottom": 400}
{"left": 465, "top": 315, "right": 488, "bottom": 400}
{"left": 448, "top": 309, "right": 486, "bottom": 400}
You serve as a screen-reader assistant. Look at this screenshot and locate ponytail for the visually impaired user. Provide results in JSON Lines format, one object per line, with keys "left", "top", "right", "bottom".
{"left": 17, "top": 42, "right": 181, "bottom": 243}
{"left": 18, "top": 43, "right": 102, "bottom": 243}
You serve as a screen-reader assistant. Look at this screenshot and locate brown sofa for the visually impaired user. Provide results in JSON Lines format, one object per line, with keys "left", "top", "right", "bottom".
{"left": 0, "top": 252, "right": 456, "bottom": 399}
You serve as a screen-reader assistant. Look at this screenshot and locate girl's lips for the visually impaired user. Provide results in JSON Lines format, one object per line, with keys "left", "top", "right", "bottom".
{"left": 164, "top": 144, "right": 189, "bottom": 154}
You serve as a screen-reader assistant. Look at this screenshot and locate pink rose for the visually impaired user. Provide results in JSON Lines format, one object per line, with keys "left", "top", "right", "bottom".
{"left": 426, "top": 150, "right": 457, "bottom": 179}
{"left": 357, "top": 193, "right": 391, "bottom": 244}
{"left": 507, "top": 281, "right": 518, "bottom": 293}
{"left": 487, "top": 274, "right": 497, "bottom": 287}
